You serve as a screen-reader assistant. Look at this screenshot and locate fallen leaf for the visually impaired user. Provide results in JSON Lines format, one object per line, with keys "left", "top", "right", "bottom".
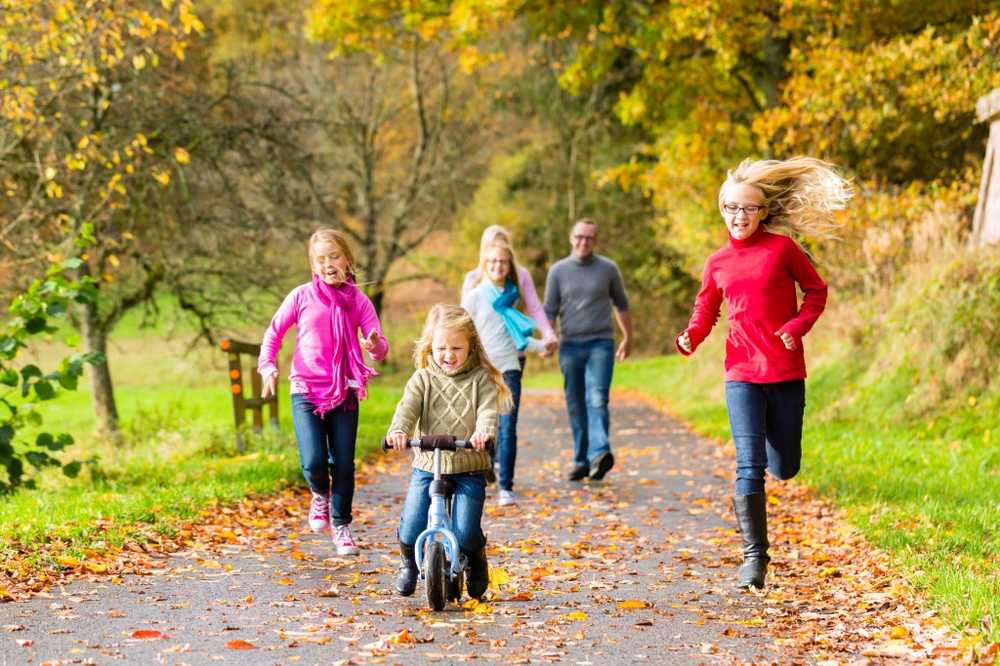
{"left": 618, "top": 599, "right": 651, "bottom": 610}
{"left": 225, "top": 639, "right": 256, "bottom": 650}
{"left": 131, "top": 630, "right": 166, "bottom": 640}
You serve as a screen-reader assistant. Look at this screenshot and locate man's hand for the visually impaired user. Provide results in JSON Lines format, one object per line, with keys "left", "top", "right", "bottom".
{"left": 774, "top": 330, "right": 797, "bottom": 351}
{"left": 470, "top": 431, "right": 491, "bottom": 451}
{"left": 261, "top": 372, "right": 277, "bottom": 398}
{"left": 677, "top": 331, "right": 693, "bottom": 354}
{"left": 615, "top": 337, "right": 632, "bottom": 362}
{"left": 386, "top": 431, "right": 409, "bottom": 451}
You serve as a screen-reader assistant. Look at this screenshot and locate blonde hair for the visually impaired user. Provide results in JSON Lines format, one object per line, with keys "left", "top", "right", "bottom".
{"left": 478, "top": 224, "right": 512, "bottom": 259}
{"left": 719, "top": 157, "right": 854, "bottom": 240}
{"left": 413, "top": 304, "right": 513, "bottom": 413}
{"left": 308, "top": 228, "right": 358, "bottom": 280}
{"left": 472, "top": 239, "right": 523, "bottom": 299}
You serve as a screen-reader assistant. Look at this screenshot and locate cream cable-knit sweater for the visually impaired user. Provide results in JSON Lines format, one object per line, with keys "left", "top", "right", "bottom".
{"left": 388, "top": 359, "right": 498, "bottom": 475}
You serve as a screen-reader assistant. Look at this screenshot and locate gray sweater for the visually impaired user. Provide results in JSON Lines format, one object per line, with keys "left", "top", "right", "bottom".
{"left": 543, "top": 254, "right": 629, "bottom": 342}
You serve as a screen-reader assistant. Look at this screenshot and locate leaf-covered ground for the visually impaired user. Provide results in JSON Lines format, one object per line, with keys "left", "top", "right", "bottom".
{"left": 1, "top": 395, "right": 995, "bottom": 664}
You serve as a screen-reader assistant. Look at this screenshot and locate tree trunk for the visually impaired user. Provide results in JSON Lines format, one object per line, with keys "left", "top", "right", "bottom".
{"left": 370, "top": 284, "right": 385, "bottom": 319}
{"left": 77, "top": 298, "right": 120, "bottom": 435}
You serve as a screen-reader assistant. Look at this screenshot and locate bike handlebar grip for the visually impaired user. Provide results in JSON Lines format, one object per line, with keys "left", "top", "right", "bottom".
{"left": 420, "top": 434, "right": 457, "bottom": 451}
{"left": 381, "top": 438, "right": 390, "bottom": 453}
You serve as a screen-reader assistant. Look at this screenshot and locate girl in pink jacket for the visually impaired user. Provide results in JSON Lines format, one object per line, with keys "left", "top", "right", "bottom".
{"left": 258, "top": 228, "right": 388, "bottom": 555}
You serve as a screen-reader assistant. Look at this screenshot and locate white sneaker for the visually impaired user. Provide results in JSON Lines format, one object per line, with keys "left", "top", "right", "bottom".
{"left": 331, "top": 524, "right": 360, "bottom": 556}
{"left": 498, "top": 489, "right": 516, "bottom": 506}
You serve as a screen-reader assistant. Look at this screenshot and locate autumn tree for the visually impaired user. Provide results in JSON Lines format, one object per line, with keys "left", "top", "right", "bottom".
{"left": 1, "top": 1, "right": 300, "bottom": 434}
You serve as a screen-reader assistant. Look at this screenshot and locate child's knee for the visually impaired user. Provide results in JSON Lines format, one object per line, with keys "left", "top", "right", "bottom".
{"left": 768, "top": 461, "right": 800, "bottom": 480}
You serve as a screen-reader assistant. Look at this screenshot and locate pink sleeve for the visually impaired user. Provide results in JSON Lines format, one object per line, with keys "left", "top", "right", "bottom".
{"left": 258, "top": 290, "right": 299, "bottom": 377}
{"left": 461, "top": 269, "right": 479, "bottom": 299}
{"left": 677, "top": 258, "right": 722, "bottom": 355}
{"left": 356, "top": 293, "right": 389, "bottom": 361}
{"left": 778, "top": 242, "right": 828, "bottom": 339}
{"left": 517, "top": 266, "right": 556, "bottom": 340}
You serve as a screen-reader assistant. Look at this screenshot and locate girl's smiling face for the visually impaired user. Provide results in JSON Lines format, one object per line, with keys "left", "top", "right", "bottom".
{"left": 484, "top": 246, "right": 511, "bottom": 286}
{"left": 721, "top": 183, "right": 767, "bottom": 240}
{"left": 310, "top": 240, "right": 351, "bottom": 286}
{"left": 431, "top": 327, "right": 470, "bottom": 374}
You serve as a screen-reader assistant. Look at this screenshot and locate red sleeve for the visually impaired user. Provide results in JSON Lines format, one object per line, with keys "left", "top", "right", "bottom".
{"left": 677, "top": 257, "right": 722, "bottom": 355}
{"left": 778, "top": 242, "right": 827, "bottom": 339}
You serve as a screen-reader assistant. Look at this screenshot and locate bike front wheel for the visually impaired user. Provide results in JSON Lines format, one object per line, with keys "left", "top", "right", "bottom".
{"left": 424, "top": 541, "right": 447, "bottom": 611}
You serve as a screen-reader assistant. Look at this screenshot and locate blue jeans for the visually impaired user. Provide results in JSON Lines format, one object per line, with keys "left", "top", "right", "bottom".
{"left": 497, "top": 370, "right": 523, "bottom": 491}
{"left": 725, "top": 380, "right": 806, "bottom": 496}
{"left": 558, "top": 338, "right": 615, "bottom": 468}
{"left": 398, "top": 469, "right": 486, "bottom": 554}
{"left": 291, "top": 393, "right": 359, "bottom": 526}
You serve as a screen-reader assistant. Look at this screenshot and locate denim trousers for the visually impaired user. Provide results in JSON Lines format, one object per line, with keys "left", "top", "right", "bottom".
{"left": 558, "top": 338, "right": 615, "bottom": 468}
{"left": 497, "top": 369, "right": 523, "bottom": 491}
{"left": 725, "top": 379, "right": 806, "bottom": 496}
{"left": 291, "top": 393, "right": 359, "bottom": 526}
{"left": 397, "top": 469, "right": 486, "bottom": 554}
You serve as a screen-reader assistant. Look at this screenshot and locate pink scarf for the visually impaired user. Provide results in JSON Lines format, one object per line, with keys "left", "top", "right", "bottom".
{"left": 309, "top": 275, "right": 378, "bottom": 415}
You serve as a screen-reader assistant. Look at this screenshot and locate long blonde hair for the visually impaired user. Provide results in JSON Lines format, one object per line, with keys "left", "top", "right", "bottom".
{"left": 308, "top": 228, "right": 358, "bottom": 281}
{"left": 413, "top": 304, "right": 513, "bottom": 412}
{"left": 719, "top": 157, "right": 854, "bottom": 240}
{"left": 478, "top": 224, "right": 512, "bottom": 259}
{"left": 472, "top": 239, "right": 523, "bottom": 299}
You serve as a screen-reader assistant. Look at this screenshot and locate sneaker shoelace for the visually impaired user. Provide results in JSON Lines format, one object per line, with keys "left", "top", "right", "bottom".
{"left": 334, "top": 525, "right": 356, "bottom": 547}
{"left": 310, "top": 494, "right": 330, "bottom": 520}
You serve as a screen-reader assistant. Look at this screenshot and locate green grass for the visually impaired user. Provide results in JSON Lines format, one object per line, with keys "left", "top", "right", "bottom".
{"left": 526, "top": 332, "right": 999, "bottom": 642}
{"left": 1, "top": 299, "right": 406, "bottom": 562}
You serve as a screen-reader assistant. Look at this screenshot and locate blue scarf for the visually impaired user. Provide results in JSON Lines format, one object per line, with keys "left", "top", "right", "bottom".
{"left": 486, "top": 279, "right": 536, "bottom": 352}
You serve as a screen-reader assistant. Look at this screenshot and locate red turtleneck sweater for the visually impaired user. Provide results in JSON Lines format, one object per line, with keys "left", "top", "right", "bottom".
{"left": 676, "top": 228, "right": 828, "bottom": 383}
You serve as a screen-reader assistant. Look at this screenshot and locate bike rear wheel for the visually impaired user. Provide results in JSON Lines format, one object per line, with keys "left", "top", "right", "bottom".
{"left": 424, "top": 542, "right": 447, "bottom": 611}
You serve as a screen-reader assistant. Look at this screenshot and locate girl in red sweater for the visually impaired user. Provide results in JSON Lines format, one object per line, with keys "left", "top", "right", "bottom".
{"left": 676, "top": 157, "right": 852, "bottom": 589}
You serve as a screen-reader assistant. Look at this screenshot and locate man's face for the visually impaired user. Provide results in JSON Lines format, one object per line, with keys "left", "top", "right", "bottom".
{"left": 570, "top": 222, "right": 597, "bottom": 259}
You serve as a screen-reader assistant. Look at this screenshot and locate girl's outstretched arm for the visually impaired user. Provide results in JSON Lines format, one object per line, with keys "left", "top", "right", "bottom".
{"left": 356, "top": 294, "right": 389, "bottom": 361}
{"left": 676, "top": 259, "right": 722, "bottom": 355}
{"left": 777, "top": 242, "right": 828, "bottom": 341}
{"left": 258, "top": 290, "right": 299, "bottom": 379}
{"left": 517, "top": 266, "right": 557, "bottom": 344}
{"left": 473, "top": 372, "right": 499, "bottom": 445}
{"left": 387, "top": 372, "right": 426, "bottom": 437}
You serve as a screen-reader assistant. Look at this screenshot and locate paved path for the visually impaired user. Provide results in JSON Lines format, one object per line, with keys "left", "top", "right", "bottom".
{"left": 2, "top": 394, "right": 779, "bottom": 665}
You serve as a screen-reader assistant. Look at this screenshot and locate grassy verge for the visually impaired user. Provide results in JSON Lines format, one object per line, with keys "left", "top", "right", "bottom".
{"left": 525, "top": 328, "right": 999, "bottom": 642}
{"left": 0, "top": 381, "right": 402, "bottom": 563}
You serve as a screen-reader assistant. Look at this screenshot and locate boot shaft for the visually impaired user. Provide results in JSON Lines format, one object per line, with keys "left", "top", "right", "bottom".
{"left": 732, "top": 493, "right": 769, "bottom": 559}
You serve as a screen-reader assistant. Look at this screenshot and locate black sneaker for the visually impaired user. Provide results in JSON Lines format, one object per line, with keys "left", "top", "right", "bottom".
{"left": 589, "top": 452, "right": 615, "bottom": 480}
{"left": 567, "top": 465, "right": 589, "bottom": 481}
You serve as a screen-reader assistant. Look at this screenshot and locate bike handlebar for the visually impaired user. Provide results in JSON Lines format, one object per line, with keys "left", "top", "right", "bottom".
{"left": 381, "top": 434, "right": 494, "bottom": 453}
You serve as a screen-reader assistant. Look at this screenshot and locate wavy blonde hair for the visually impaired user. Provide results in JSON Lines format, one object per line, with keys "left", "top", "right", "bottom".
{"left": 413, "top": 304, "right": 513, "bottom": 412}
{"left": 478, "top": 224, "right": 512, "bottom": 258}
{"left": 719, "top": 157, "right": 854, "bottom": 240}
{"left": 308, "top": 228, "right": 358, "bottom": 281}
{"left": 472, "top": 239, "right": 523, "bottom": 300}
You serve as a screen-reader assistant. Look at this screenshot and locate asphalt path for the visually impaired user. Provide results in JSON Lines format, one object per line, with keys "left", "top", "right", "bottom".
{"left": 1, "top": 392, "right": 779, "bottom": 665}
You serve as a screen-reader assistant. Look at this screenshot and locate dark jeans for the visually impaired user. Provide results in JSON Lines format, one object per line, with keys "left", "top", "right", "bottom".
{"left": 291, "top": 393, "right": 359, "bottom": 526}
{"left": 558, "top": 338, "right": 615, "bottom": 467}
{"left": 397, "top": 469, "right": 486, "bottom": 554}
{"left": 725, "top": 380, "right": 806, "bottom": 496}
{"left": 497, "top": 369, "right": 523, "bottom": 491}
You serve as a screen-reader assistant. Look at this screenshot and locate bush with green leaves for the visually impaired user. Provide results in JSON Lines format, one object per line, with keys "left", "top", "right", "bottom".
{"left": 0, "top": 259, "right": 102, "bottom": 493}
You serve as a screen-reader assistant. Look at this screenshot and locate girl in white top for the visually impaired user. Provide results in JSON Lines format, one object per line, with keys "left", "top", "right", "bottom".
{"left": 462, "top": 240, "right": 548, "bottom": 506}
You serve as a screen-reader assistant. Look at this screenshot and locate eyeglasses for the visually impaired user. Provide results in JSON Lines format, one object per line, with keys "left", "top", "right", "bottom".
{"left": 571, "top": 234, "right": 596, "bottom": 242}
{"left": 723, "top": 204, "right": 765, "bottom": 216}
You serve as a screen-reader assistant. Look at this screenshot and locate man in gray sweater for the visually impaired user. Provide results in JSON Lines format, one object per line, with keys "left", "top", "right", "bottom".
{"left": 544, "top": 218, "right": 633, "bottom": 482}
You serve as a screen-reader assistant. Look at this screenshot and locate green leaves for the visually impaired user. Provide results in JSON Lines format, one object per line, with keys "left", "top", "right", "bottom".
{"left": 0, "top": 256, "right": 101, "bottom": 493}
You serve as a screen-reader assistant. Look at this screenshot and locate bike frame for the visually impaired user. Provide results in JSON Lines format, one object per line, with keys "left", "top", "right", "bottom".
{"left": 413, "top": 447, "right": 465, "bottom": 580}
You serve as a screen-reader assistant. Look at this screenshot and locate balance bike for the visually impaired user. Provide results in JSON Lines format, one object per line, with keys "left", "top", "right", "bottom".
{"left": 383, "top": 434, "right": 491, "bottom": 611}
